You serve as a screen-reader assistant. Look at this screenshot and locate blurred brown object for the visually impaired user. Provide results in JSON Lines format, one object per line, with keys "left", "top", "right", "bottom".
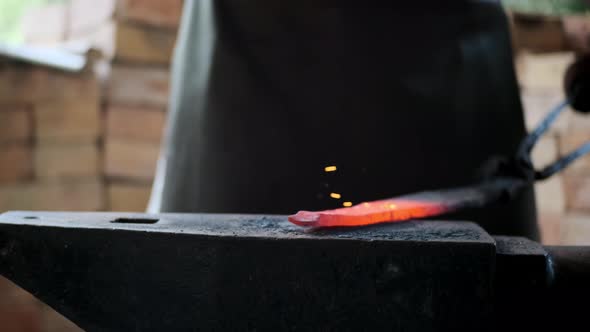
{"left": 0, "top": 276, "right": 42, "bottom": 332}
{"left": 0, "top": 180, "right": 104, "bottom": 211}
{"left": 538, "top": 212, "right": 563, "bottom": 245}
{"left": 0, "top": 106, "right": 32, "bottom": 144}
{"left": 105, "top": 139, "right": 160, "bottom": 181}
{"left": 108, "top": 183, "right": 152, "bottom": 211}
{"left": 559, "top": 132, "right": 590, "bottom": 175}
{"left": 106, "top": 105, "right": 166, "bottom": 142}
{"left": 117, "top": 0, "right": 183, "bottom": 28}
{"left": 0, "top": 144, "right": 33, "bottom": 184}
{"left": 510, "top": 13, "right": 568, "bottom": 53}
{"left": 35, "top": 144, "right": 100, "bottom": 179}
{"left": 562, "top": 213, "right": 590, "bottom": 244}
{"left": 0, "top": 277, "right": 82, "bottom": 332}
{"left": 563, "top": 175, "right": 590, "bottom": 212}
{"left": 510, "top": 13, "right": 590, "bottom": 55}
{"left": 0, "top": 305, "right": 41, "bottom": 332}
{"left": 563, "top": 16, "right": 590, "bottom": 55}
{"left": 107, "top": 65, "right": 170, "bottom": 107}
{"left": 114, "top": 22, "right": 176, "bottom": 65}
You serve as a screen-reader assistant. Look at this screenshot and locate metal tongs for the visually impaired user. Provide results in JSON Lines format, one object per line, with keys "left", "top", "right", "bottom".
{"left": 477, "top": 99, "right": 590, "bottom": 201}
{"left": 518, "top": 100, "right": 590, "bottom": 181}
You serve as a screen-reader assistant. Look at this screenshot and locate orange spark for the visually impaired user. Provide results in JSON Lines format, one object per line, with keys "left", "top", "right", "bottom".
{"left": 324, "top": 166, "right": 337, "bottom": 172}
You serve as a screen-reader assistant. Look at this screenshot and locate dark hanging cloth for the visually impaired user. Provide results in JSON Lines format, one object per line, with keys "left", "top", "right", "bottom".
{"left": 150, "top": 0, "right": 539, "bottom": 240}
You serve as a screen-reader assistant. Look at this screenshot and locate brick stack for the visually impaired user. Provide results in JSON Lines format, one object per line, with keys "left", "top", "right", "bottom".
{"left": 517, "top": 52, "right": 572, "bottom": 244}
{"left": 0, "top": 60, "right": 103, "bottom": 212}
{"left": 64, "top": 0, "right": 182, "bottom": 212}
{"left": 102, "top": 0, "right": 181, "bottom": 211}
{"left": 1, "top": 0, "right": 183, "bottom": 213}
{"left": 512, "top": 14, "right": 590, "bottom": 245}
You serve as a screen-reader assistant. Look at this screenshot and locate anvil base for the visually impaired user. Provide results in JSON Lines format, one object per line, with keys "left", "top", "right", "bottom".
{"left": 1, "top": 211, "right": 587, "bottom": 331}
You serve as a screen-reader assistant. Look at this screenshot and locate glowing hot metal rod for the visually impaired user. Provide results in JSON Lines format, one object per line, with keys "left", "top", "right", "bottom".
{"left": 289, "top": 178, "right": 524, "bottom": 228}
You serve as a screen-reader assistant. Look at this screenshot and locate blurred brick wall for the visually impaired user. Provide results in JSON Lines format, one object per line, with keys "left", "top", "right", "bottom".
{"left": 103, "top": 0, "right": 180, "bottom": 212}
{"left": 0, "top": 0, "right": 182, "bottom": 331}
{"left": 0, "top": 0, "right": 182, "bottom": 214}
{"left": 511, "top": 14, "right": 590, "bottom": 245}
{"left": 0, "top": 63, "right": 103, "bottom": 213}
{"left": 516, "top": 52, "right": 571, "bottom": 244}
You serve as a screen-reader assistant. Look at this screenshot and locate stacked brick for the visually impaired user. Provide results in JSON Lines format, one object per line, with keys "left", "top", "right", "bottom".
{"left": 516, "top": 52, "right": 571, "bottom": 244}
{"left": 66, "top": 0, "right": 181, "bottom": 212}
{"left": 512, "top": 14, "right": 590, "bottom": 245}
{"left": 103, "top": 0, "right": 181, "bottom": 211}
{"left": 0, "top": 0, "right": 182, "bottom": 213}
{"left": 0, "top": 59, "right": 103, "bottom": 212}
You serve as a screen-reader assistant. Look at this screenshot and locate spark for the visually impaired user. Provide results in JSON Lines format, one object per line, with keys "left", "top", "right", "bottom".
{"left": 330, "top": 193, "right": 342, "bottom": 199}
{"left": 324, "top": 166, "right": 337, "bottom": 172}
{"left": 343, "top": 201, "right": 353, "bottom": 207}
{"left": 388, "top": 204, "right": 397, "bottom": 209}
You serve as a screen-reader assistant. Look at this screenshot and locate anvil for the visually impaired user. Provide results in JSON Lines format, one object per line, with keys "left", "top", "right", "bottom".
{"left": 0, "top": 211, "right": 588, "bottom": 331}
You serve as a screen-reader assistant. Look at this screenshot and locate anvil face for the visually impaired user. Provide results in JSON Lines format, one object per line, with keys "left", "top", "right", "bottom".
{"left": 0, "top": 212, "right": 495, "bottom": 332}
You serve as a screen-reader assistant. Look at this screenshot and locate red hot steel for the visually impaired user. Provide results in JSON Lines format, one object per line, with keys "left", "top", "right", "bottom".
{"left": 288, "top": 178, "right": 525, "bottom": 228}
{"left": 289, "top": 198, "right": 450, "bottom": 228}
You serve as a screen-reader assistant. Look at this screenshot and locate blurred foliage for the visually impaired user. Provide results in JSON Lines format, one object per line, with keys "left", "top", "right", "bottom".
{"left": 503, "top": 0, "right": 590, "bottom": 15}
{"left": 0, "top": 0, "right": 67, "bottom": 44}
{"left": 1, "top": 0, "right": 588, "bottom": 44}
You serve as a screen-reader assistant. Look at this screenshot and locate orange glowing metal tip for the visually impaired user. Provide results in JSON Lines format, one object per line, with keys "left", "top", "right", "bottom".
{"left": 288, "top": 178, "right": 523, "bottom": 228}
{"left": 289, "top": 197, "right": 450, "bottom": 228}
